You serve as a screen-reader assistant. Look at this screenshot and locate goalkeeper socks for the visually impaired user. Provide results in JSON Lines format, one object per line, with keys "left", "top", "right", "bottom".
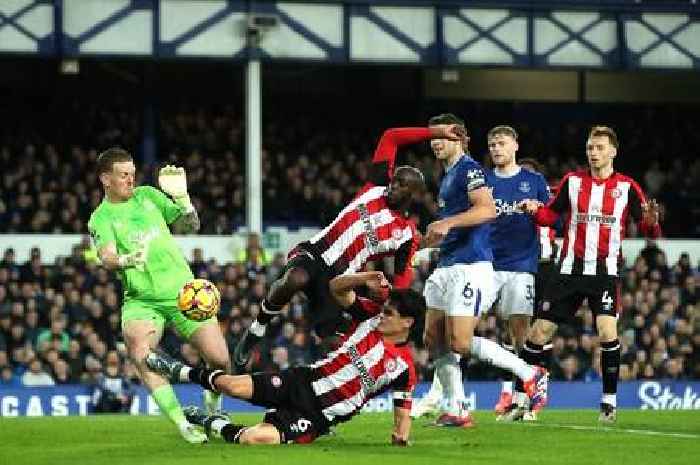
{"left": 151, "top": 385, "right": 186, "bottom": 424}
{"left": 256, "top": 299, "right": 283, "bottom": 325}
{"left": 470, "top": 336, "right": 536, "bottom": 382}
{"left": 514, "top": 341, "right": 544, "bottom": 393}
{"left": 601, "top": 339, "right": 621, "bottom": 396}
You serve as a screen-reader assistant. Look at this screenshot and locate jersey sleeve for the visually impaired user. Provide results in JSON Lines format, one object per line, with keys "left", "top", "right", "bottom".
{"left": 534, "top": 172, "right": 571, "bottom": 226}
{"left": 368, "top": 128, "right": 432, "bottom": 185}
{"left": 628, "top": 180, "right": 662, "bottom": 238}
{"left": 344, "top": 297, "right": 383, "bottom": 321}
{"left": 464, "top": 164, "right": 487, "bottom": 193}
{"left": 140, "top": 186, "right": 184, "bottom": 225}
{"left": 536, "top": 173, "right": 552, "bottom": 203}
{"left": 392, "top": 225, "right": 419, "bottom": 289}
{"left": 87, "top": 212, "right": 116, "bottom": 251}
{"left": 391, "top": 353, "right": 416, "bottom": 409}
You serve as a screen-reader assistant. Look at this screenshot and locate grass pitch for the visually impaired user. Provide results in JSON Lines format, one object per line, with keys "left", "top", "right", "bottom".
{"left": 1, "top": 410, "right": 698, "bottom": 465}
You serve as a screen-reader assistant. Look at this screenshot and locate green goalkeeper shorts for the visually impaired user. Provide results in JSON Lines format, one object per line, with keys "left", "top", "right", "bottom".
{"left": 121, "top": 298, "right": 217, "bottom": 340}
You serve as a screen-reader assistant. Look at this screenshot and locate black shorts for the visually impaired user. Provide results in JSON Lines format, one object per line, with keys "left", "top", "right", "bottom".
{"left": 283, "top": 247, "right": 348, "bottom": 337}
{"left": 536, "top": 273, "right": 621, "bottom": 324}
{"left": 251, "top": 368, "right": 329, "bottom": 443}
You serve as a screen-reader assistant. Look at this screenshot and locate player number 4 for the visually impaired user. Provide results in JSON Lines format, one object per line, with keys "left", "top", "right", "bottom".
{"left": 602, "top": 291, "right": 613, "bottom": 307}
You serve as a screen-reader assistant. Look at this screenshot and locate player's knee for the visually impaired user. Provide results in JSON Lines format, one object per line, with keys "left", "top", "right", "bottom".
{"left": 284, "top": 267, "right": 310, "bottom": 291}
{"left": 449, "top": 336, "right": 472, "bottom": 356}
{"left": 239, "top": 426, "right": 281, "bottom": 445}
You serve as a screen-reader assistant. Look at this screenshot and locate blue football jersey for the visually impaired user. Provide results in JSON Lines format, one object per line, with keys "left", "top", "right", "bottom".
{"left": 437, "top": 155, "right": 493, "bottom": 267}
{"left": 486, "top": 167, "right": 551, "bottom": 273}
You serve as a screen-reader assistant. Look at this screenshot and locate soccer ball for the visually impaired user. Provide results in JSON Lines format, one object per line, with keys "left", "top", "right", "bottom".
{"left": 177, "top": 278, "right": 221, "bottom": 321}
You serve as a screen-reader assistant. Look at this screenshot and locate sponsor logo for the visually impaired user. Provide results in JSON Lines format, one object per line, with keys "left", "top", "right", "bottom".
{"left": 357, "top": 203, "right": 380, "bottom": 252}
{"left": 466, "top": 169, "right": 486, "bottom": 190}
{"left": 574, "top": 213, "right": 617, "bottom": 225}
{"left": 639, "top": 382, "right": 700, "bottom": 410}
{"left": 494, "top": 198, "right": 525, "bottom": 217}
{"left": 347, "top": 344, "right": 375, "bottom": 394}
{"left": 271, "top": 376, "right": 282, "bottom": 388}
{"left": 519, "top": 181, "right": 531, "bottom": 193}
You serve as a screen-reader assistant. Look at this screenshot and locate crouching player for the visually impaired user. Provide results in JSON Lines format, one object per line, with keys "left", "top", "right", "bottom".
{"left": 146, "top": 271, "right": 422, "bottom": 445}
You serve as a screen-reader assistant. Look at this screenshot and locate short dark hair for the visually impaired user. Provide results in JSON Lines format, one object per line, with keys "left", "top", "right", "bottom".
{"left": 428, "top": 113, "right": 464, "bottom": 128}
{"left": 488, "top": 125, "right": 518, "bottom": 141}
{"left": 389, "top": 289, "right": 426, "bottom": 324}
{"left": 394, "top": 165, "right": 425, "bottom": 186}
{"left": 97, "top": 147, "right": 133, "bottom": 175}
{"left": 588, "top": 126, "right": 619, "bottom": 148}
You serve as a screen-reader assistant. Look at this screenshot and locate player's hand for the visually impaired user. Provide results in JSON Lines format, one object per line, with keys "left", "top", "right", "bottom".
{"left": 517, "top": 199, "right": 542, "bottom": 215}
{"left": 158, "top": 165, "right": 192, "bottom": 209}
{"left": 431, "top": 124, "right": 466, "bottom": 142}
{"left": 118, "top": 240, "right": 147, "bottom": 270}
{"left": 424, "top": 219, "right": 452, "bottom": 247}
{"left": 641, "top": 199, "right": 660, "bottom": 225}
{"left": 391, "top": 433, "right": 410, "bottom": 447}
{"left": 366, "top": 271, "right": 391, "bottom": 302}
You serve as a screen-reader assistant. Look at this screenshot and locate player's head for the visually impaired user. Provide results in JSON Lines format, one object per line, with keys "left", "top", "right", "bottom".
{"left": 386, "top": 166, "right": 425, "bottom": 209}
{"left": 378, "top": 288, "right": 426, "bottom": 342}
{"left": 97, "top": 147, "right": 135, "bottom": 201}
{"left": 487, "top": 125, "right": 519, "bottom": 169}
{"left": 429, "top": 113, "right": 469, "bottom": 162}
{"left": 586, "top": 126, "right": 618, "bottom": 171}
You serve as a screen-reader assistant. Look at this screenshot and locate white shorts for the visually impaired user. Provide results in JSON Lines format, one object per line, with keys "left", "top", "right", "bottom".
{"left": 493, "top": 270, "right": 535, "bottom": 318}
{"left": 423, "top": 262, "right": 497, "bottom": 317}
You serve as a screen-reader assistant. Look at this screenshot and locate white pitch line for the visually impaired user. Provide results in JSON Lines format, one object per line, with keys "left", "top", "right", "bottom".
{"left": 526, "top": 422, "right": 700, "bottom": 439}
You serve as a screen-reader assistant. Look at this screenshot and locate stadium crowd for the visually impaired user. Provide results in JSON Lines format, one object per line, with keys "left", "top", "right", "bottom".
{"left": 1, "top": 103, "right": 699, "bottom": 236}
{"left": 0, "top": 235, "right": 698, "bottom": 392}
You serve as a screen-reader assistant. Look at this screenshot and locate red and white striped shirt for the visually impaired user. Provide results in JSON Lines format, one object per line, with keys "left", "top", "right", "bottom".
{"left": 534, "top": 170, "right": 661, "bottom": 276}
{"left": 302, "top": 128, "right": 431, "bottom": 288}
{"left": 309, "top": 297, "right": 416, "bottom": 425}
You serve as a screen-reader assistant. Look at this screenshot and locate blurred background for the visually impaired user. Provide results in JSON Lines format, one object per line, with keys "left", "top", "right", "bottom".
{"left": 0, "top": 0, "right": 698, "bottom": 414}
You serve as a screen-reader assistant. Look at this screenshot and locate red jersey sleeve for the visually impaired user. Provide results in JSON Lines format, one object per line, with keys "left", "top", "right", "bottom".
{"left": 628, "top": 179, "right": 662, "bottom": 238}
{"left": 369, "top": 128, "right": 432, "bottom": 185}
{"left": 534, "top": 172, "right": 573, "bottom": 227}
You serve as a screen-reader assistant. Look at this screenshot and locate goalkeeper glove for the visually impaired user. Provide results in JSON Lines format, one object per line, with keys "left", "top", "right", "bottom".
{"left": 158, "top": 165, "right": 194, "bottom": 213}
{"left": 118, "top": 240, "right": 147, "bottom": 271}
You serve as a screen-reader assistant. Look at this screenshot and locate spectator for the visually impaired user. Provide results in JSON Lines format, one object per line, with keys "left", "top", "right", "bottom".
{"left": 21, "top": 358, "right": 55, "bottom": 386}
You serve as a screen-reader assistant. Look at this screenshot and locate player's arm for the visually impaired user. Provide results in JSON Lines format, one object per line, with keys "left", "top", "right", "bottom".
{"left": 628, "top": 181, "right": 662, "bottom": 238}
{"left": 157, "top": 165, "right": 200, "bottom": 233}
{"left": 423, "top": 184, "right": 496, "bottom": 248}
{"left": 521, "top": 174, "right": 571, "bottom": 226}
{"left": 392, "top": 399, "right": 412, "bottom": 446}
{"left": 391, "top": 230, "right": 419, "bottom": 288}
{"left": 369, "top": 126, "right": 465, "bottom": 184}
{"left": 329, "top": 271, "right": 389, "bottom": 309}
{"left": 390, "top": 372, "right": 414, "bottom": 446}
{"left": 89, "top": 217, "right": 146, "bottom": 271}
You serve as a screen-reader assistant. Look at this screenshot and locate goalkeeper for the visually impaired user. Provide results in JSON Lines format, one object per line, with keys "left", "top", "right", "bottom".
{"left": 87, "top": 147, "right": 230, "bottom": 444}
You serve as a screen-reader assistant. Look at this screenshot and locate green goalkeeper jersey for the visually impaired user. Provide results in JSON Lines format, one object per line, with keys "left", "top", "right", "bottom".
{"left": 87, "top": 186, "right": 193, "bottom": 301}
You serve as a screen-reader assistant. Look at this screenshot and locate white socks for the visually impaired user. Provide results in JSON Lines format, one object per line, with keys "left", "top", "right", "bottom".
{"left": 470, "top": 336, "right": 536, "bottom": 382}
{"left": 502, "top": 381, "right": 513, "bottom": 394}
{"left": 435, "top": 352, "right": 466, "bottom": 416}
{"left": 602, "top": 393, "right": 617, "bottom": 407}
